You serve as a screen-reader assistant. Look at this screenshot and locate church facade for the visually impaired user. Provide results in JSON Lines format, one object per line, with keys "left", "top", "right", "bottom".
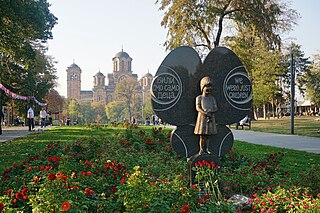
{"left": 66, "top": 50, "right": 153, "bottom": 105}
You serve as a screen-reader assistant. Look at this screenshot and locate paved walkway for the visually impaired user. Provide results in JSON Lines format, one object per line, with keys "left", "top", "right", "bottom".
{"left": 1, "top": 125, "right": 319, "bottom": 154}
{"left": 232, "top": 129, "right": 320, "bottom": 154}
{"left": 0, "top": 126, "right": 55, "bottom": 143}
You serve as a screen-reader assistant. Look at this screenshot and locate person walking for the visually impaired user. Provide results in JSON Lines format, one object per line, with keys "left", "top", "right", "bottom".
{"left": 27, "top": 105, "right": 35, "bottom": 131}
{"left": 40, "top": 108, "right": 47, "bottom": 128}
{"left": 0, "top": 108, "right": 4, "bottom": 135}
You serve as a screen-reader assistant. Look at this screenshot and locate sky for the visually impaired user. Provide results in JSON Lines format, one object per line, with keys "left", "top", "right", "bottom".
{"left": 47, "top": 0, "right": 320, "bottom": 97}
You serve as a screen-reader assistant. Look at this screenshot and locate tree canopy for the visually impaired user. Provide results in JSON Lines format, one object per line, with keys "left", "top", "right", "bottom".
{"left": 305, "top": 54, "right": 320, "bottom": 107}
{"left": 157, "top": 0, "right": 299, "bottom": 52}
{"left": 115, "top": 76, "right": 139, "bottom": 120}
{"left": 0, "top": 0, "right": 57, "bottom": 111}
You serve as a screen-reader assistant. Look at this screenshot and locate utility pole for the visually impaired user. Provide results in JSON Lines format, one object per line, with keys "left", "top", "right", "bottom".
{"left": 290, "top": 47, "right": 295, "bottom": 134}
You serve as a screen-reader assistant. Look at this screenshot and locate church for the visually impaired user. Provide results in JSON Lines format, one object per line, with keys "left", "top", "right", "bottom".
{"left": 66, "top": 50, "right": 153, "bottom": 105}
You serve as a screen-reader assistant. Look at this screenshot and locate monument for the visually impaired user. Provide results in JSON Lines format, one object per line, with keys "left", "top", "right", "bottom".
{"left": 151, "top": 46, "right": 252, "bottom": 184}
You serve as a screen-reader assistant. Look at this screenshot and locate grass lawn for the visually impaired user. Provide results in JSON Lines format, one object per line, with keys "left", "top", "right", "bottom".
{"left": 231, "top": 116, "right": 320, "bottom": 137}
{"left": 0, "top": 125, "right": 319, "bottom": 212}
{"left": 0, "top": 126, "right": 319, "bottom": 177}
{"left": 0, "top": 126, "right": 127, "bottom": 173}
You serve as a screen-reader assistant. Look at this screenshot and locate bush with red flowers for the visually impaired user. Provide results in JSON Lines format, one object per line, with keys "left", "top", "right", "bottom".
{"left": 0, "top": 125, "right": 319, "bottom": 212}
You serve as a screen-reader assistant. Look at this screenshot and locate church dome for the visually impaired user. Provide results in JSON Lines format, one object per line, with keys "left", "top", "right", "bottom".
{"left": 115, "top": 50, "right": 130, "bottom": 59}
{"left": 144, "top": 72, "right": 153, "bottom": 78}
{"left": 94, "top": 71, "right": 105, "bottom": 77}
{"left": 69, "top": 63, "right": 80, "bottom": 69}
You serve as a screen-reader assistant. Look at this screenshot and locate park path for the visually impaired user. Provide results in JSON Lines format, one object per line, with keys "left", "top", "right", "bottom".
{"left": 0, "top": 126, "right": 55, "bottom": 143}
{"left": 1, "top": 125, "right": 319, "bottom": 154}
{"left": 232, "top": 129, "right": 320, "bottom": 154}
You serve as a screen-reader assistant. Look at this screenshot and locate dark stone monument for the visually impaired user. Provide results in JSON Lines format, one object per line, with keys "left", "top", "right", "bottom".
{"left": 151, "top": 46, "right": 252, "bottom": 185}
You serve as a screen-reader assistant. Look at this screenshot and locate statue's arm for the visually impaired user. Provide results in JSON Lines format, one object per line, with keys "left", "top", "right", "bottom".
{"left": 213, "top": 97, "right": 218, "bottom": 112}
{"left": 195, "top": 96, "right": 206, "bottom": 114}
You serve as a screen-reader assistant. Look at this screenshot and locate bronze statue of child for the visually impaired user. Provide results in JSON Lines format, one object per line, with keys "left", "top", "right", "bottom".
{"left": 194, "top": 76, "right": 218, "bottom": 155}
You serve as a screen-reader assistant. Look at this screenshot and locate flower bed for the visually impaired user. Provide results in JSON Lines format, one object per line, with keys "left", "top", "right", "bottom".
{"left": 0, "top": 125, "right": 319, "bottom": 212}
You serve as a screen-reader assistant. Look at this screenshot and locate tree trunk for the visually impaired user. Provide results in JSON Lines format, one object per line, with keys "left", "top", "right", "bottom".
{"left": 263, "top": 103, "right": 267, "bottom": 119}
{"left": 271, "top": 100, "right": 276, "bottom": 118}
{"left": 253, "top": 106, "right": 259, "bottom": 120}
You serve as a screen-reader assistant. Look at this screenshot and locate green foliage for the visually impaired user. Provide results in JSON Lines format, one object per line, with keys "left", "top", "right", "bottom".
{"left": 226, "top": 27, "right": 283, "bottom": 117}
{"left": 305, "top": 53, "right": 320, "bottom": 106}
{"left": 45, "top": 89, "right": 64, "bottom": 113}
{"left": 115, "top": 76, "right": 139, "bottom": 120}
{"left": 250, "top": 186, "right": 320, "bottom": 212}
{"left": 156, "top": 0, "right": 298, "bottom": 51}
{"left": 0, "top": 0, "right": 57, "bottom": 113}
{"left": 105, "top": 101, "right": 126, "bottom": 121}
{"left": 0, "top": 126, "right": 319, "bottom": 212}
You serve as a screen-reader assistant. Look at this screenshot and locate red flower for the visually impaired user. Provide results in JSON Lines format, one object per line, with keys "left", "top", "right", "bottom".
{"left": 48, "top": 173, "right": 56, "bottom": 181}
{"left": 180, "top": 205, "right": 190, "bottom": 213}
{"left": 0, "top": 202, "right": 4, "bottom": 211}
{"left": 120, "top": 177, "right": 125, "bottom": 185}
{"left": 15, "top": 192, "right": 23, "bottom": 199}
{"left": 57, "top": 172, "right": 68, "bottom": 180}
{"left": 5, "top": 189, "right": 12, "bottom": 195}
{"left": 230, "top": 157, "right": 235, "bottom": 161}
{"left": 110, "top": 186, "right": 118, "bottom": 192}
{"left": 261, "top": 201, "right": 266, "bottom": 206}
{"left": 204, "top": 194, "right": 211, "bottom": 200}
{"left": 86, "top": 171, "right": 92, "bottom": 176}
{"left": 198, "top": 198, "right": 204, "bottom": 204}
{"left": 85, "top": 160, "right": 93, "bottom": 167}
{"left": 61, "top": 201, "right": 70, "bottom": 211}
{"left": 12, "top": 162, "right": 17, "bottom": 167}
{"left": 21, "top": 187, "right": 28, "bottom": 195}
{"left": 85, "top": 188, "right": 93, "bottom": 195}
{"left": 248, "top": 162, "right": 253, "bottom": 166}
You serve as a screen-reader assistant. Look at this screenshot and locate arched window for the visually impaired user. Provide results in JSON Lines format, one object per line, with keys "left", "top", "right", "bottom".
{"left": 107, "top": 95, "right": 113, "bottom": 102}
{"left": 121, "top": 61, "right": 124, "bottom": 72}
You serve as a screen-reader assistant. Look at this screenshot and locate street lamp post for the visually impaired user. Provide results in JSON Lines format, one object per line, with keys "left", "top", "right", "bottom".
{"left": 290, "top": 48, "right": 295, "bottom": 134}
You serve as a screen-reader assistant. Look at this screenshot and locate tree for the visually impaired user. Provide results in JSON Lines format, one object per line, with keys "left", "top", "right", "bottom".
{"left": 63, "top": 99, "right": 80, "bottom": 124}
{"left": 105, "top": 101, "right": 126, "bottom": 121}
{"left": 142, "top": 94, "right": 154, "bottom": 120}
{"left": 226, "top": 27, "right": 284, "bottom": 119}
{"left": 156, "top": 0, "right": 298, "bottom": 52}
{"left": 305, "top": 54, "right": 320, "bottom": 107}
{"left": 0, "top": 0, "right": 57, "bottom": 111}
{"left": 115, "top": 76, "right": 139, "bottom": 120}
{"left": 281, "top": 43, "right": 312, "bottom": 95}
{"left": 45, "top": 89, "right": 64, "bottom": 113}
{"left": 78, "top": 101, "right": 96, "bottom": 124}
{"left": 91, "top": 101, "right": 107, "bottom": 122}
{"left": 0, "top": 0, "right": 57, "bottom": 81}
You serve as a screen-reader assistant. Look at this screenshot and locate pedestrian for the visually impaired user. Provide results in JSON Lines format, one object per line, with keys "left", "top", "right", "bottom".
{"left": 27, "top": 105, "right": 35, "bottom": 131}
{"left": 0, "top": 108, "right": 4, "bottom": 135}
{"left": 48, "top": 111, "right": 52, "bottom": 125}
{"left": 40, "top": 108, "right": 47, "bottom": 128}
